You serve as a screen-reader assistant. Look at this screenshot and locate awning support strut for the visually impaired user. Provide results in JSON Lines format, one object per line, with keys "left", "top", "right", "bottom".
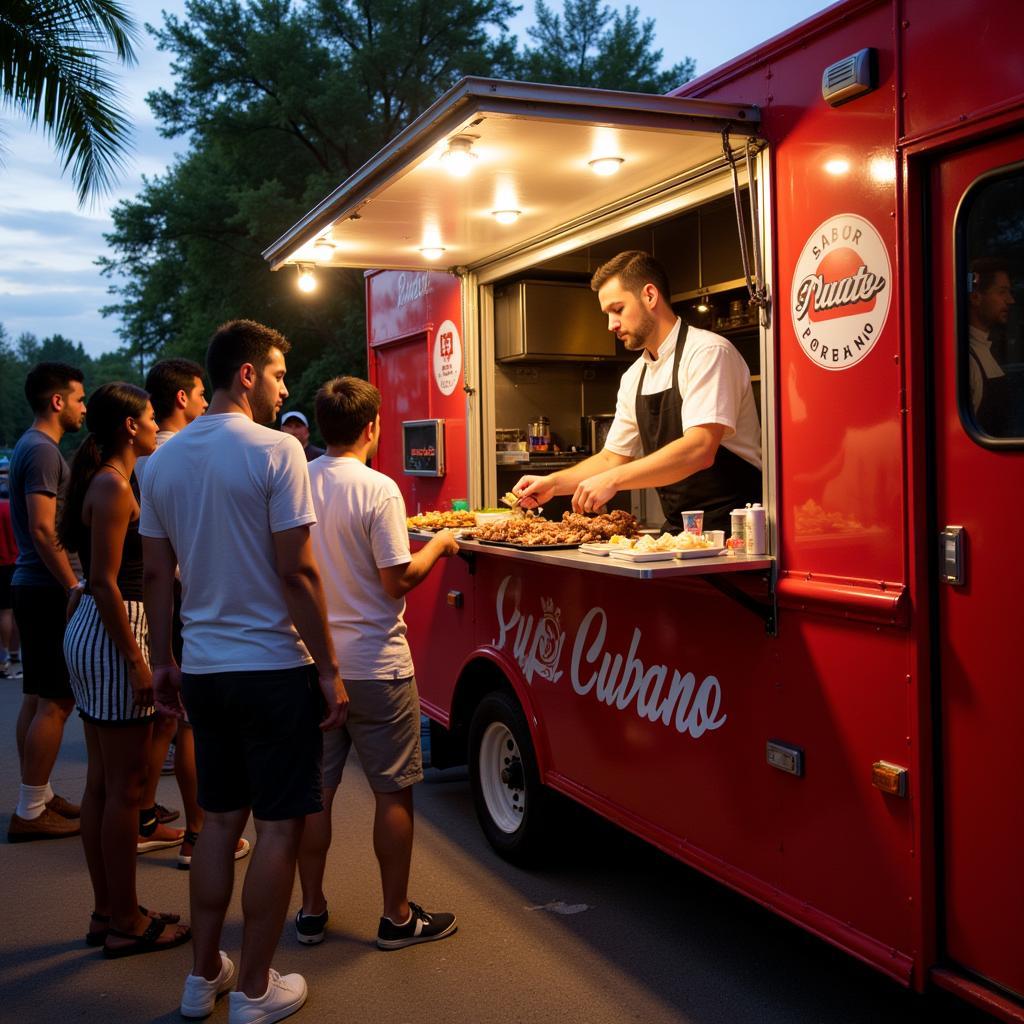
{"left": 723, "top": 131, "right": 771, "bottom": 328}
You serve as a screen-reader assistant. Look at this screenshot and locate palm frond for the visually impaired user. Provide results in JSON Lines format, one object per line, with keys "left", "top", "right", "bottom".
{"left": 0, "top": 0, "right": 138, "bottom": 204}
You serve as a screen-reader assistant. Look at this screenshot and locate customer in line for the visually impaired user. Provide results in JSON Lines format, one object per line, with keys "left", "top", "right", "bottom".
{"left": 135, "top": 357, "right": 250, "bottom": 867}
{"left": 7, "top": 363, "right": 87, "bottom": 842}
{"left": 142, "top": 320, "right": 348, "bottom": 1024}
{"left": 295, "top": 376, "right": 458, "bottom": 951}
{"left": 59, "top": 382, "right": 191, "bottom": 957}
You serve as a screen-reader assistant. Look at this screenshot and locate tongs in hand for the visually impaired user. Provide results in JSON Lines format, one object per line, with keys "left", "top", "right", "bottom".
{"left": 502, "top": 491, "right": 542, "bottom": 517}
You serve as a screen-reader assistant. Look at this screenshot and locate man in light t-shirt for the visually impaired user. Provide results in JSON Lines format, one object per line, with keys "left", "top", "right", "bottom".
{"left": 515, "top": 251, "right": 762, "bottom": 533}
{"left": 141, "top": 320, "right": 347, "bottom": 1024}
{"left": 293, "top": 376, "right": 458, "bottom": 952}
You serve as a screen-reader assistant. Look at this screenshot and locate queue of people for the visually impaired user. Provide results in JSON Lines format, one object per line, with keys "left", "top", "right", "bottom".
{"left": 6, "top": 320, "right": 459, "bottom": 1024}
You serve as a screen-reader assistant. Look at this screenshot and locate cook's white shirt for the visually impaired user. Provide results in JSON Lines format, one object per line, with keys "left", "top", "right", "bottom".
{"left": 603, "top": 319, "right": 762, "bottom": 470}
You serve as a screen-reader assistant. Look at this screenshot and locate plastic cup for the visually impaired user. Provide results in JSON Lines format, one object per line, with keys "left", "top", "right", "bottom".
{"left": 451, "top": 498, "right": 469, "bottom": 511}
{"left": 705, "top": 529, "right": 725, "bottom": 548}
{"left": 680, "top": 510, "right": 704, "bottom": 535}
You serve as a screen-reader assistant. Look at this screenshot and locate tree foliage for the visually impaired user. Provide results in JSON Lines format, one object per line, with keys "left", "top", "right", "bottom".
{"left": 0, "top": 0, "right": 139, "bottom": 205}
{"left": 518, "top": 0, "right": 693, "bottom": 91}
{"left": 0, "top": 322, "right": 141, "bottom": 452}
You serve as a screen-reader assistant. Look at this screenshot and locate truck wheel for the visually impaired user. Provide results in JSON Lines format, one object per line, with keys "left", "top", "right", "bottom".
{"left": 468, "top": 690, "right": 550, "bottom": 865}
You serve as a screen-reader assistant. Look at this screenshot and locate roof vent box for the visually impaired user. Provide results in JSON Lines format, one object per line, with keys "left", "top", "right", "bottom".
{"left": 822, "top": 48, "right": 877, "bottom": 107}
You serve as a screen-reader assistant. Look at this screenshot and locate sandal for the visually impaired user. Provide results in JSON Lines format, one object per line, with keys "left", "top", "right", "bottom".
{"left": 103, "top": 916, "right": 192, "bottom": 959}
{"left": 86, "top": 906, "right": 182, "bottom": 946}
{"left": 177, "top": 829, "right": 251, "bottom": 870}
{"left": 137, "top": 821, "right": 185, "bottom": 853}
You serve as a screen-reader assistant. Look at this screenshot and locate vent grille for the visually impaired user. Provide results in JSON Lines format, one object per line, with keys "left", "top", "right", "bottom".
{"left": 822, "top": 48, "right": 876, "bottom": 107}
{"left": 826, "top": 57, "right": 857, "bottom": 89}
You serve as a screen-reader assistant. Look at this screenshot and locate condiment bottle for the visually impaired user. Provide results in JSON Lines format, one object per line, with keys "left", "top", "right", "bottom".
{"left": 744, "top": 503, "right": 766, "bottom": 555}
{"left": 727, "top": 508, "right": 747, "bottom": 551}
{"left": 528, "top": 417, "right": 551, "bottom": 453}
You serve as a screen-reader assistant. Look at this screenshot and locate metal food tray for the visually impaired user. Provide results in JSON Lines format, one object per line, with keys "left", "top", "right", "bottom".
{"left": 477, "top": 538, "right": 581, "bottom": 551}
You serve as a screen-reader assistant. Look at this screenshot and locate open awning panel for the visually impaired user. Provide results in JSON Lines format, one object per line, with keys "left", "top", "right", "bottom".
{"left": 263, "top": 78, "right": 760, "bottom": 274}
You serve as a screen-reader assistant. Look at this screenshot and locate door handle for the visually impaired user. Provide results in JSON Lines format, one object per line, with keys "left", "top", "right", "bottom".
{"left": 940, "top": 526, "right": 965, "bottom": 585}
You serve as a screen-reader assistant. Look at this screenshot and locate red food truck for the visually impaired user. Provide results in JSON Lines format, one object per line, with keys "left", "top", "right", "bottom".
{"left": 263, "top": 0, "right": 1024, "bottom": 1017}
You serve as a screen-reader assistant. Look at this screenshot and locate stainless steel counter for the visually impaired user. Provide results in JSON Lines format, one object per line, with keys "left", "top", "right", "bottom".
{"left": 409, "top": 531, "right": 772, "bottom": 580}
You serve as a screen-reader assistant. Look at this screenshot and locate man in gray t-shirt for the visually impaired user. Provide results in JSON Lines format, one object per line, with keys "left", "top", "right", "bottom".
{"left": 10, "top": 430, "right": 69, "bottom": 586}
{"left": 7, "top": 362, "right": 88, "bottom": 844}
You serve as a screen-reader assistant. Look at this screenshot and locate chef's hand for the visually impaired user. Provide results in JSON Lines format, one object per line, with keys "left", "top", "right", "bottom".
{"left": 513, "top": 474, "right": 556, "bottom": 509}
{"left": 572, "top": 471, "right": 619, "bottom": 513}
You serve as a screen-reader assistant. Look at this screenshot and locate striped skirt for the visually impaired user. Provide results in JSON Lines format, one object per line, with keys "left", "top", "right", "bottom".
{"left": 64, "top": 594, "right": 154, "bottom": 724}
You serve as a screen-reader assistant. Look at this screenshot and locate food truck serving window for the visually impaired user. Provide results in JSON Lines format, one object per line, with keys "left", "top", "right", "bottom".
{"left": 956, "top": 162, "right": 1024, "bottom": 444}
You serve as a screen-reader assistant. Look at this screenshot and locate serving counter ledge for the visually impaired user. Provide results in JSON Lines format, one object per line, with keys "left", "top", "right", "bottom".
{"left": 409, "top": 530, "right": 772, "bottom": 580}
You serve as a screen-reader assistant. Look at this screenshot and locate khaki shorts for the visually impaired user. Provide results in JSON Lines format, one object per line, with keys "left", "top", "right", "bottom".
{"left": 322, "top": 676, "right": 423, "bottom": 793}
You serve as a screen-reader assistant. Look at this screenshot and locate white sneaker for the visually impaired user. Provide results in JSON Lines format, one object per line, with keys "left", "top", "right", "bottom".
{"left": 228, "top": 969, "right": 307, "bottom": 1024}
{"left": 181, "top": 951, "right": 235, "bottom": 1018}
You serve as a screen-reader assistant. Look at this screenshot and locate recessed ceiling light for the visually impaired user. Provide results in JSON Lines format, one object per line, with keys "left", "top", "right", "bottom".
{"left": 588, "top": 157, "right": 624, "bottom": 176}
{"left": 312, "top": 238, "right": 335, "bottom": 261}
{"left": 824, "top": 158, "right": 850, "bottom": 176}
{"left": 491, "top": 209, "right": 521, "bottom": 225}
{"left": 440, "top": 136, "right": 477, "bottom": 177}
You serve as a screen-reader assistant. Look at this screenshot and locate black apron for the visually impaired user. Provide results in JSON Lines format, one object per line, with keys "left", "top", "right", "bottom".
{"left": 970, "top": 350, "right": 1013, "bottom": 437}
{"left": 635, "top": 325, "right": 762, "bottom": 534}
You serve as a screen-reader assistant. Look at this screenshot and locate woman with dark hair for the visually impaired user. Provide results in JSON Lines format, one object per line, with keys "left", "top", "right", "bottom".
{"left": 58, "top": 382, "right": 191, "bottom": 958}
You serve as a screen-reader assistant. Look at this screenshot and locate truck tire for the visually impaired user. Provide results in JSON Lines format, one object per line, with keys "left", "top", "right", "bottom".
{"left": 468, "top": 690, "right": 551, "bottom": 865}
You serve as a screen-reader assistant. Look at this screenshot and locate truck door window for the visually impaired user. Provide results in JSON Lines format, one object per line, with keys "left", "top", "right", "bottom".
{"left": 957, "top": 163, "right": 1024, "bottom": 443}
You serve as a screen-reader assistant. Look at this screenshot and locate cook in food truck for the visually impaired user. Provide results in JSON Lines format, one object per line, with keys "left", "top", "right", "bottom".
{"left": 263, "top": 0, "right": 1024, "bottom": 1019}
{"left": 512, "top": 250, "right": 762, "bottom": 531}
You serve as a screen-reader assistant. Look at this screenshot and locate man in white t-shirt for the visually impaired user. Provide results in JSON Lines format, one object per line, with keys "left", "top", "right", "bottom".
{"left": 515, "top": 251, "right": 762, "bottom": 533}
{"left": 292, "top": 376, "right": 458, "bottom": 952}
{"left": 141, "top": 320, "right": 348, "bottom": 1024}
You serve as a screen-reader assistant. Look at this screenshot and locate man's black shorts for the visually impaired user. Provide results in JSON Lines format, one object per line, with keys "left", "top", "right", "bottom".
{"left": 182, "top": 664, "right": 324, "bottom": 821}
{"left": 12, "top": 585, "right": 73, "bottom": 700}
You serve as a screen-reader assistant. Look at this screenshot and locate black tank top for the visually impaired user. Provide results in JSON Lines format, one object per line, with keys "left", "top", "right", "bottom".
{"left": 81, "top": 472, "right": 144, "bottom": 601}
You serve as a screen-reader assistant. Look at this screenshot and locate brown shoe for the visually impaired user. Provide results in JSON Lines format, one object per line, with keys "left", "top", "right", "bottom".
{"left": 46, "top": 793, "right": 81, "bottom": 819}
{"left": 8, "top": 807, "right": 81, "bottom": 843}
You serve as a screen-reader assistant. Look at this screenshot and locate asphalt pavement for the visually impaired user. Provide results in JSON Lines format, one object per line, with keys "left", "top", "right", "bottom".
{"left": 0, "top": 677, "right": 994, "bottom": 1024}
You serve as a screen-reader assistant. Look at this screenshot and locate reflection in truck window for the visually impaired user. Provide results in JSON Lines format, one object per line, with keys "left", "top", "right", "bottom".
{"left": 960, "top": 167, "right": 1024, "bottom": 439}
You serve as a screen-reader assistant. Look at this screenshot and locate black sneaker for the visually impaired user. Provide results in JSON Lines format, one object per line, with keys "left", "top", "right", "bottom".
{"left": 295, "top": 906, "right": 328, "bottom": 945}
{"left": 377, "top": 902, "right": 457, "bottom": 950}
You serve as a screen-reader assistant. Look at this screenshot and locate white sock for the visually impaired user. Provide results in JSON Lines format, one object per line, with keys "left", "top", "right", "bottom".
{"left": 44, "top": 781, "right": 54, "bottom": 803}
{"left": 387, "top": 910, "right": 413, "bottom": 927}
{"left": 16, "top": 783, "right": 49, "bottom": 820}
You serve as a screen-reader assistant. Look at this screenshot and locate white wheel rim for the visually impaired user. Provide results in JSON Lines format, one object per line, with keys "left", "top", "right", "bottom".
{"left": 479, "top": 720, "right": 526, "bottom": 834}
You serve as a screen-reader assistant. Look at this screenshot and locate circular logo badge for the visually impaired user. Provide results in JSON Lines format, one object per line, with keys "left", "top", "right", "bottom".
{"left": 790, "top": 214, "right": 891, "bottom": 370}
{"left": 432, "top": 319, "right": 462, "bottom": 396}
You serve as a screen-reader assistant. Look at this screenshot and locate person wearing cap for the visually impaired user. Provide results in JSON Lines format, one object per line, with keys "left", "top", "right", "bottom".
{"left": 280, "top": 411, "right": 325, "bottom": 462}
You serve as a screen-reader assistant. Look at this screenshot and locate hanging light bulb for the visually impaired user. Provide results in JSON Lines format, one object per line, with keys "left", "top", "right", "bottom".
{"left": 491, "top": 209, "right": 521, "bottom": 225}
{"left": 588, "top": 156, "right": 624, "bottom": 176}
{"left": 296, "top": 265, "right": 317, "bottom": 293}
{"left": 440, "top": 136, "right": 477, "bottom": 177}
